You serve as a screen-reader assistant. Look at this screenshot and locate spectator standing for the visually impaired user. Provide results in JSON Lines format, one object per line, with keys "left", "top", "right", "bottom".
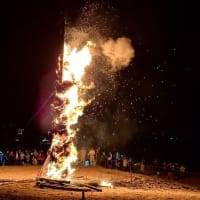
{"left": 179, "top": 164, "right": 186, "bottom": 178}
{"left": 9, "top": 151, "right": 15, "bottom": 165}
{"left": 88, "top": 147, "right": 96, "bottom": 166}
{"left": 20, "top": 150, "right": 25, "bottom": 165}
{"left": 115, "top": 151, "right": 121, "bottom": 168}
{"left": 167, "top": 162, "right": 175, "bottom": 180}
{"left": 15, "top": 150, "right": 20, "bottom": 165}
{"left": 95, "top": 146, "right": 100, "bottom": 165}
{"left": 107, "top": 152, "right": 113, "bottom": 168}
{"left": 100, "top": 152, "right": 107, "bottom": 168}
{"left": 79, "top": 146, "right": 87, "bottom": 166}
{"left": 140, "top": 160, "right": 145, "bottom": 173}
{"left": 122, "top": 155, "right": 128, "bottom": 171}
{"left": 0, "top": 150, "right": 4, "bottom": 166}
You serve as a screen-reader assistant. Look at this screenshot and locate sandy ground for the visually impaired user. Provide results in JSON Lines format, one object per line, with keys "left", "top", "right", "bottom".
{"left": 0, "top": 165, "right": 200, "bottom": 200}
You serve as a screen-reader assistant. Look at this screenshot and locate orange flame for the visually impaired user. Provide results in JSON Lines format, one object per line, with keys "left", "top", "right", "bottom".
{"left": 46, "top": 41, "right": 94, "bottom": 180}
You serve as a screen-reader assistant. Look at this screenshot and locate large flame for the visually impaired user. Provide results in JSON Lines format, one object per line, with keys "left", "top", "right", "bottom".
{"left": 45, "top": 41, "right": 93, "bottom": 180}
{"left": 63, "top": 42, "right": 92, "bottom": 82}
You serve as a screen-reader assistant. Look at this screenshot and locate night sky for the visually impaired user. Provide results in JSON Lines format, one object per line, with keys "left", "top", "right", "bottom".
{"left": 1, "top": 1, "right": 199, "bottom": 168}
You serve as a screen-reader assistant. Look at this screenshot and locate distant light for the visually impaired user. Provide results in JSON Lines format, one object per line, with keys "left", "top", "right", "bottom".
{"left": 172, "top": 48, "right": 176, "bottom": 53}
{"left": 170, "top": 137, "right": 178, "bottom": 141}
{"left": 41, "top": 138, "right": 49, "bottom": 142}
{"left": 18, "top": 129, "right": 24, "bottom": 135}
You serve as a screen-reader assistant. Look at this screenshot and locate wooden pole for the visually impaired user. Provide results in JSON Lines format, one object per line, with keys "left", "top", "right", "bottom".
{"left": 82, "top": 191, "right": 85, "bottom": 200}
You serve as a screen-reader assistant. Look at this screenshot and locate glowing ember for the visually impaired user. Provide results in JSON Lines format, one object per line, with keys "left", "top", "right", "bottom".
{"left": 100, "top": 181, "right": 113, "bottom": 188}
{"left": 45, "top": 41, "right": 94, "bottom": 180}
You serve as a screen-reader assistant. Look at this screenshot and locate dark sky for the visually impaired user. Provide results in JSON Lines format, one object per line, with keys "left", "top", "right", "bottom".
{"left": 0, "top": 0, "right": 199, "bottom": 167}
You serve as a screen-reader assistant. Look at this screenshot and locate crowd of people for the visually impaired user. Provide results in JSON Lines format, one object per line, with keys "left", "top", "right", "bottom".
{"left": 0, "top": 146, "right": 186, "bottom": 180}
{"left": 0, "top": 148, "right": 46, "bottom": 166}
{"left": 78, "top": 146, "right": 186, "bottom": 180}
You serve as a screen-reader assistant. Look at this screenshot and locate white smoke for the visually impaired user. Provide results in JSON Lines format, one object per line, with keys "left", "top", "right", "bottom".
{"left": 102, "top": 37, "right": 135, "bottom": 72}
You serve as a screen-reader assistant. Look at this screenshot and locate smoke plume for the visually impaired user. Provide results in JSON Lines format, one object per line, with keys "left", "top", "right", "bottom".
{"left": 102, "top": 37, "right": 135, "bottom": 72}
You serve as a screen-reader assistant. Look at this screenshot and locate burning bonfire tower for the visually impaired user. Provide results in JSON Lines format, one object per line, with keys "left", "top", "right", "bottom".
{"left": 38, "top": 21, "right": 94, "bottom": 181}
{"left": 37, "top": 6, "right": 135, "bottom": 191}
